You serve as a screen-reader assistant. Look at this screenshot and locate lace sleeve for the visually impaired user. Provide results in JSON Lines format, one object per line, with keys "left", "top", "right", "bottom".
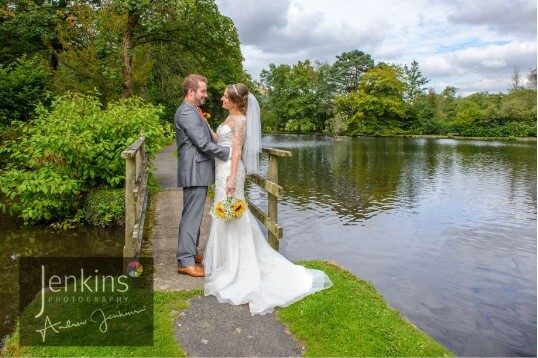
{"left": 226, "top": 116, "right": 247, "bottom": 190}
{"left": 232, "top": 116, "right": 247, "bottom": 153}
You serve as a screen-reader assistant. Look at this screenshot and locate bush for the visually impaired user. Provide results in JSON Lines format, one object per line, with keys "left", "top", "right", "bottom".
{"left": 79, "top": 189, "right": 125, "bottom": 227}
{"left": 0, "top": 93, "right": 171, "bottom": 223}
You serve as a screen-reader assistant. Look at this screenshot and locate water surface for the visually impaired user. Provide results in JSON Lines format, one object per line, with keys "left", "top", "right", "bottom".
{"left": 0, "top": 218, "right": 123, "bottom": 346}
{"left": 248, "top": 135, "right": 536, "bottom": 357}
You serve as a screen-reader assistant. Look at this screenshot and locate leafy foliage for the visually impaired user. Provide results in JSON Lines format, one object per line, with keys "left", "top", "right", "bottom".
{"left": 403, "top": 59, "right": 429, "bottom": 103}
{"left": 1, "top": 0, "right": 247, "bottom": 114}
{"left": 0, "top": 93, "right": 171, "bottom": 223}
{"left": 0, "top": 55, "right": 52, "bottom": 125}
{"left": 334, "top": 64, "right": 408, "bottom": 135}
{"left": 79, "top": 188, "right": 125, "bottom": 227}
{"left": 330, "top": 50, "right": 375, "bottom": 93}
{"left": 260, "top": 60, "right": 332, "bottom": 132}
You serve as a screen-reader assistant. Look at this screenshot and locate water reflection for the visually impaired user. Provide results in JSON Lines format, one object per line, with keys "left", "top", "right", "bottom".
{"left": 251, "top": 135, "right": 536, "bottom": 357}
{"left": 0, "top": 217, "right": 123, "bottom": 346}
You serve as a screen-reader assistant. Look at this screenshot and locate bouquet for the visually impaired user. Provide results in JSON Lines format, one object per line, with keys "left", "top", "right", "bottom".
{"left": 211, "top": 196, "right": 247, "bottom": 222}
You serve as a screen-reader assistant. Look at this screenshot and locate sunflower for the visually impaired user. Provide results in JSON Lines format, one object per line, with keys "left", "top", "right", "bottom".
{"left": 214, "top": 203, "right": 226, "bottom": 218}
{"left": 232, "top": 201, "right": 246, "bottom": 217}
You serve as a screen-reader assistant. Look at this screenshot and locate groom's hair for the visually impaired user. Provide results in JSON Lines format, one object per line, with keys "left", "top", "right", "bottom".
{"left": 182, "top": 74, "right": 207, "bottom": 96}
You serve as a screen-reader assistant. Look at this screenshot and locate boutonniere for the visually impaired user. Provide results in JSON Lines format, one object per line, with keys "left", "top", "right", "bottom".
{"left": 202, "top": 112, "right": 211, "bottom": 120}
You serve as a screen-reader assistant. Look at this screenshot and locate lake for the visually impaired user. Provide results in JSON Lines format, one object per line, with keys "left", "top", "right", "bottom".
{"left": 248, "top": 135, "right": 536, "bottom": 357}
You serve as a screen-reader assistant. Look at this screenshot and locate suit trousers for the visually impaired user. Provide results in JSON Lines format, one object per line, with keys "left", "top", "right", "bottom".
{"left": 176, "top": 186, "right": 208, "bottom": 268}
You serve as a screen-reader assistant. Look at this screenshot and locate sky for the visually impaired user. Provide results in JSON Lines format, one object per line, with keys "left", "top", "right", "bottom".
{"left": 215, "top": 0, "right": 537, "bottom": 96}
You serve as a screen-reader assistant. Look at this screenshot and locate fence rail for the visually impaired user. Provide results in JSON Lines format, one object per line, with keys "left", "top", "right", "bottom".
{"left": 247, "top": 147, "right": 292, "bottom": 251}
{"left": 121, "top": 136, "right": 149, "bottom": 259}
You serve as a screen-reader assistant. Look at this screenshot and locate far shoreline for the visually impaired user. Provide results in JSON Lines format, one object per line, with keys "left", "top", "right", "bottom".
{"left": 262, "top": 131, "right": 537, "bottom": 142}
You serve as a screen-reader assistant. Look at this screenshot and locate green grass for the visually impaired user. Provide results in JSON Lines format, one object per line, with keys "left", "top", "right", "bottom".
{"left": 4, "top": 261, "right": 454, "bottom": 357}
{"left": 277, "top": 261, "right": 454, "bottom": 357}
{"left": 2, "top": 290, "right": 201, "bottom": 357}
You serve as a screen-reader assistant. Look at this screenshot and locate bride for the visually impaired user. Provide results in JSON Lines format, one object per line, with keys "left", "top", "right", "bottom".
{"left": 203, "top": 83, "right": 332, "bottom": 315}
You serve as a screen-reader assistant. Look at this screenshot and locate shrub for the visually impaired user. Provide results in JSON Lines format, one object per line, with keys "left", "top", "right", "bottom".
{"left": 79, "top": 189, "right": 125, "bottom": 227}
{"left": 0, "top": 93, "right": 171, "bottom": 223}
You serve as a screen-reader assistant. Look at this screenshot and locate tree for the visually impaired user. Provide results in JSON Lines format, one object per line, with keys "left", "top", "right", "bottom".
{"left": 1, "top": 0, "right": 246, "bottom": 109}
{"left": 334, "top": 64, "right": 407, "bottom": 135}
{"left": 501, "top": 88, "right": 537, "bottom": 123}
{"left": 260, "top": 60, "right": 330, "bottom": 132}
{"left": 408, "top": 90, "right": 444, "bottom": 134}
{"left": 0, "top": 55, "right": 52, "bottom": 125}
{"left": 403, "top": 60, "right": 429, "bottom": 103}
{"left": 260, "top": 64, "right": 291, "bottom": 130}
{"left": 448, "top": 99, "right": 484, "bottom": 133}
{"left": 330, "top": 50, "right": 374, "bottom": 93}
{"left": 510, "top": 66, "right": 522, "bottom": 92}
{"left": 527, "top": 67, "right": 537, "bottom": 90}
{"left": 0, "top": 0, "right": 103, "bottom": 69}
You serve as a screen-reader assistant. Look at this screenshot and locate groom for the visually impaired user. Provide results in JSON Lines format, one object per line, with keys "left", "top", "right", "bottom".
{"left": 174, "top": 74, "right": 230, "bottom": 277}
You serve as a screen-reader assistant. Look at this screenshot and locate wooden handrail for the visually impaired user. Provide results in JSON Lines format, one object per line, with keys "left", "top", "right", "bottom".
{"left": 262, "top": 147, "right": 293, "bottom": 157}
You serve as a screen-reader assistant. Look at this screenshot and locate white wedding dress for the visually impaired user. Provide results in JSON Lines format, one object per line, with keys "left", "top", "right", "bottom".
{"left": 203, "top": 115, "right": 332, "bottom": 315}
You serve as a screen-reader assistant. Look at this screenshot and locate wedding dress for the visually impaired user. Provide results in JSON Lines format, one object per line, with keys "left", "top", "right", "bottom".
{"left": 203, "top": 115, "right": 332, "bottom": 315}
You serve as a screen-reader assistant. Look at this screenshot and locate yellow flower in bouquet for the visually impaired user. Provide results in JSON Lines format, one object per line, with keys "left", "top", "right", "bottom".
{"left": 211, "top": 196, "right": 247, "bottom": 222}
{"left": 232, "top": 200, "right": 246, "bottom": 217}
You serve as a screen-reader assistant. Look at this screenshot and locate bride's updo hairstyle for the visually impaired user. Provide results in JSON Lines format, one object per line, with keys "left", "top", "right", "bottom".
{"left": 226, "top": 83, "right": 249, "bottom": 114}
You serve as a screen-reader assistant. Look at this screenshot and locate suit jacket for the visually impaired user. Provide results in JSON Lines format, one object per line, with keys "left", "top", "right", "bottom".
{"left": 174, "top": 100, "right": 230, "bottom": 187}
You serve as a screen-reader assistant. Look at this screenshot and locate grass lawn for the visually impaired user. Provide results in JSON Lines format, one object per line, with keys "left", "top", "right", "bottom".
{"left": 278, "top": 260, "right": 454, "bottom": 357}
{"left": 3, "top": 261, "right": 453, "bottom": 357}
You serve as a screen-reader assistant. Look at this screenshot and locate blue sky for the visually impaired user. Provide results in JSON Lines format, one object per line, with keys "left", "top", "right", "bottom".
{"left": 215, "top": 0, "right": 537, "bottom": 96}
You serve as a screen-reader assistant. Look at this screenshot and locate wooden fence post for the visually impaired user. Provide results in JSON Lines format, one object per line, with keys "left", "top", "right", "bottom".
{"left": 267, "top": 152, "right": 280, "bottom": 250}
{"left": 247, "top": 147, "right": 291, "bottom": 251}
{"left": 124, "top": 157, "right": 136, "bottom": 258}
{"left": 121, "top": 136, "right": 148, "bottom": 259}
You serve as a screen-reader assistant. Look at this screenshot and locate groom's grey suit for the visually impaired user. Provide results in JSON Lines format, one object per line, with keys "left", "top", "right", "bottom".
{"left": 174, "top": 100, "right": 230, "bottom": 268}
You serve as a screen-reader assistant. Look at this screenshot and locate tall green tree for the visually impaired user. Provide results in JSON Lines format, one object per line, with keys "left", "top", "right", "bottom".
{"left": 334, "top": 63, "right": 407, "bottom": 135}
{"left": 1, "top": 0, "right": 246, "bottom": 111}
{"left": 260, "top": 60, "right": 332, "bottom": 132}
{"left": 403, "top": 60, "right": 429, "bottom": 103}
{"left": 260, "top": 63, "right": 291, "bottom": 130}
{"left": 330, "top": 50, "right": 374, "bottom": 93}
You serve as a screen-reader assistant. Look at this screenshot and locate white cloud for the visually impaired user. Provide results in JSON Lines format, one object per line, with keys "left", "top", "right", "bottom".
{"left": 216, "top": 0, "right": 537, "bottom": 95}
{"left": 447, "top": 0, "right": 537, "bottom": 36}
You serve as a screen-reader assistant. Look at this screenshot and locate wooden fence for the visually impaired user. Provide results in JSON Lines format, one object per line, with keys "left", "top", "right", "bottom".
{"left": 121, "top": 138, "right": 291, "bottom": 257}
{"left": 247, "top": 147, "right": 292, "bottom": 251}
{"left": 121, "top": 136, "right": 149, "bottom": 259}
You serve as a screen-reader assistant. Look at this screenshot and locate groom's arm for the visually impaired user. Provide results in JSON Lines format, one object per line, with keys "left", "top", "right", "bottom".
{"left": 175, "top": 106, "right": 230, "bottom": 161}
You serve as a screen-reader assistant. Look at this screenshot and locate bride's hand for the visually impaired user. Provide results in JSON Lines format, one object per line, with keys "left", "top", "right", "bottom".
{"left": 226, "top": 176, "right": 236, "bottom": 197}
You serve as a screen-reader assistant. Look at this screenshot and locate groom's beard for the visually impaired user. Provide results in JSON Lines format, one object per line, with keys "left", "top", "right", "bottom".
{"left": 194, "top": 95, "right": 205, "bottom": 106}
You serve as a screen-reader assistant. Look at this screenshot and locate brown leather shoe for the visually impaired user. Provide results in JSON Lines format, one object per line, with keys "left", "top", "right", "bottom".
{"left": 194, "top": 255, "right": 203, "bottom": 264}
{"left": 177, "top": 265, "right": 205, "bottom": 277}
